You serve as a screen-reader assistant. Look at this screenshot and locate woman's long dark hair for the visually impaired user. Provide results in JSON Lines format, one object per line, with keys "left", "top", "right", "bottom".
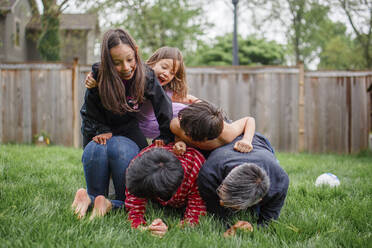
{"left": 98, "top": 29, "right": 145, "bottom": 114}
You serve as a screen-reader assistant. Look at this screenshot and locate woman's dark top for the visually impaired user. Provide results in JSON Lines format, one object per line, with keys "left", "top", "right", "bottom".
{"left": 80, "top": 63, "right": 174, "bottom": 149}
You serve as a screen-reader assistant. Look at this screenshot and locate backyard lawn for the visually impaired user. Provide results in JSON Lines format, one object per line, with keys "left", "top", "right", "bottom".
{"left": 0, "top": 144, "right": 371, "bottom": 248}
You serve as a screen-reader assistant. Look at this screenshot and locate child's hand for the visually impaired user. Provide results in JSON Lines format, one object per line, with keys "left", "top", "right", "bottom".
{"left": 92, "top": 132, "right": 112, "bottom": 145}
{"left": 232, "top": 221, "right": 253, "bottom": 232}
{"left": 154, "top": 139, "right": 165, "bottom": 147}
{"left": 233, "top": 139, "right": 253, "bottom": 153}
{"left": 173, "top": 141, "right": 186, "bottom": 156}
{"left": 148, "top": 218, "right": 168, "bottom": 237}
{"left": 85, "top": 72, "right": 98, "bottom": 88}
{"left": 223, "top": 220, "right": 253, "bottom": 237}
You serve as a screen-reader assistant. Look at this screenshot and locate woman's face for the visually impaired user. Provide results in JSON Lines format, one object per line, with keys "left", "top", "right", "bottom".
{"left": 152, "top": 59, "right": 179, "bottom": 86}
{"left": 110, "top": 43, "right": 137, "bottom": 80}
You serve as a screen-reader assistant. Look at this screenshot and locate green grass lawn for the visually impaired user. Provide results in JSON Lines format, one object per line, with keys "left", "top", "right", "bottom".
{"left": 0, "top": 144, "right": 371, "bottom": 248}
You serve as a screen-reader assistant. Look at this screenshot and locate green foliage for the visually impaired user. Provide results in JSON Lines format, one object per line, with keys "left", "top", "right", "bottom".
{"left": 282, "top": 1, "right": 335, "bottom": 66}
{"left": 318, "top": 36, "right": 366, "bottom": 70}
{"left": 314, "top": 16, "right": 370, "bottom": 70}
{"left": 2, "top": 144, "right": 371, "bottom": 247}
{"left": 35, "top": 0, "right": 69, "bottom": 61}
{"left": 82, "top": 0, "right": 210, "bottom": 59}
{"left": 337, "top": 0, "right": 372, "bottom": 68}
{"left": 37, "top": 14, "right": 61, "bottom": 61}
{"left": 242, "top": 0, "right": 367, "bottom": 69}
{"left": 188, "top": 34, "right": 285, "bottom": 66}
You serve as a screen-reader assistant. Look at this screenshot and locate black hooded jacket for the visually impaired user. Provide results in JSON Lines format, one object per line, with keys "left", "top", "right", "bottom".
{"left": 80, "top": 63, "right": 174, "bottom": 148}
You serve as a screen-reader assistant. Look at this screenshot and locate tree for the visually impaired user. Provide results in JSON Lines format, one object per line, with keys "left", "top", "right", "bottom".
{"left": 188, "top": 34, "right": 285, "bottom": 66}
{"left": 37, "top": 0, "right": 69, "bottom": 61}
{"left": 318, "top": 35, "right": 365, "bottom": 69}
{"left": 239, "top": 0, "right": 338, "bottom": 67}
{"left": 316, "top": 18, "right": 366, "bottom": 69}
{"left": 335, "top": 0, "right": 372, "bottom": 68}
{"left": 77, "top": 0, "right": 210, "bottom": 59}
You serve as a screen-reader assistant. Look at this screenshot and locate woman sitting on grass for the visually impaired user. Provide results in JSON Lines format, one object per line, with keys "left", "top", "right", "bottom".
{"left": 72, "top": 29, "right": 173, "bottom": 220}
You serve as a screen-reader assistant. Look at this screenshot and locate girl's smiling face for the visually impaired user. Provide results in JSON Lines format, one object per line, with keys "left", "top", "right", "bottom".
{"left": 152, "top": 59, "right": 179, "bottom": 86}
{"left": 110, "top": 43, "right": 137, "bottom": 80}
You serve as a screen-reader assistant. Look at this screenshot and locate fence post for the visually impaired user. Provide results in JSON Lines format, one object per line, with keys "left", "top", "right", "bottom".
{"left": 298, "top": 63, "right": 305, "bottom": 152}
{"left": 346, "top": 77, "right": 352, "bottom": 153}
{"left": 72, "top": 58, "right": 79, "bottom": 148}
{"left": 0, "top": 68, "right": 2, "bottom": 144}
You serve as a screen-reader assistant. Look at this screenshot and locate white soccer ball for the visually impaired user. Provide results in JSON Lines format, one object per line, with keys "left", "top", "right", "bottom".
{"left": 315, "top": 173, "right": 340, "bottom": 187}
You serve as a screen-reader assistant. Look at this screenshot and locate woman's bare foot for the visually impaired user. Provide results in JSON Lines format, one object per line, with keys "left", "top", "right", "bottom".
{"left": 89, "top": 195, "right": 112, "bottom": 220}
{"left": 71, "top": 188, "right": 91, "bottom": 219}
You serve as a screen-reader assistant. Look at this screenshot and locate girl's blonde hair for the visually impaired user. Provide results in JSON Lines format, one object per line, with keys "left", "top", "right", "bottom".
{"left": 146, "top": 47, "right": 187, "bottom": 98}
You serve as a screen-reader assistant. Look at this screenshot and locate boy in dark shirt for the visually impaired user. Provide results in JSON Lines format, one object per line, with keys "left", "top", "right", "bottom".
{"left": 197, "top": 133, "right": 289, "bottom": 236}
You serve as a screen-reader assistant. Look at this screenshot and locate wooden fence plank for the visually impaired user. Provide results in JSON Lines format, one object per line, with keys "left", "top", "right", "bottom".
{"left": 65, "top": 69, "right": 73, "bottom": 146}
{"left": 298, "top": 63, "right": 305, "bottom": 152}
{"left": 0, "top": 69, "right": 2, "bottom": 143}
{"left": 269, "top": 72, "right": 280, "bottom": 150}
{"left": 305, "top": 76, "right": 319, "bottom": 153}
{"left": 21, "top": 70, "right": 32, "bottom": 143}
{"left": 219, "top": 73, "right": 233, "bottom": 119}
{"left": 254, "top": 73, "right": 272, "bottom": 144}
{"left": 235, "top": 73, "right": 252, "bottom": 122}
{"left": 6, "top": 70, "right": 15, "bottom": 142}
{"left": 351, "top": 77, "right": 369, "bottom": 152}
{"left": 72, "top": 59, "right": 79, "bottom": 148}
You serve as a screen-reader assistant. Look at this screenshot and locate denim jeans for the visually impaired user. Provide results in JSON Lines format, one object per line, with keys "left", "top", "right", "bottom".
{"left": 82, "top": 136, "right": 139, "bottom": 209}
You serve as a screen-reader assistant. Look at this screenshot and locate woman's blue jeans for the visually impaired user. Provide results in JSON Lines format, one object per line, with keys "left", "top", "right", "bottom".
{"left": 82, "top": 136, "right": 139, "bottom": 209}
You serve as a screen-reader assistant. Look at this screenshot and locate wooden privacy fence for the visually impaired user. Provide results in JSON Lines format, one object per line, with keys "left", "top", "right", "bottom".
{"left": 0, "top": 62, "right": 371, "bottom": 153}
{"left": 187, "top": 67, "right": 371, "bottom": 153}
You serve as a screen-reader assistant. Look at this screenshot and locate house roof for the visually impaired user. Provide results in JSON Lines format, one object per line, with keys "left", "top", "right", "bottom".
{"left": 27, "top": 13, "right": 98, "bottom": 30}
{"left": 0, "top": 0, "right": 17, "bottom": 10}
{"left": 0, "top": 0, "right": 38, "bottom": 15}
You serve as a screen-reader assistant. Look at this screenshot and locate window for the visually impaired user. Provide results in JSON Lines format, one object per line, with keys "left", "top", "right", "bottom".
{"left": 14, "top": 20, "right": 20, "bottom": 47}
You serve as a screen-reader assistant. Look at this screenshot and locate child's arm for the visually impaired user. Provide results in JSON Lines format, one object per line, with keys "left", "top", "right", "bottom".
{"left": 172, "top": 94, "right": 198, "bottom": 104}
{"left": 221, "top": 117, "right": 255, "bottom": 153}
{"left": 125, "top": 189, "right": 148, "bottom": 228}
{"left": 181, "top": 185, "right": 206, "bottom": 226}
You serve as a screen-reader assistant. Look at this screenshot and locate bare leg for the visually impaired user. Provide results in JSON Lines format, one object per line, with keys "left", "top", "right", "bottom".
{"left": 71, "top": 188, "right": 92, "bottom": 219}
{"left": 90, "top": 195, "right": 112, "bottom": 220}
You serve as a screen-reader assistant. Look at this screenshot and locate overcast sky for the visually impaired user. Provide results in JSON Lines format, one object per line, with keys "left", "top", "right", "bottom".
{"left": 36, "top": 0, "right": 360, "bottom": 69}
{"left": 35, "top": 0, "right": 287, "bottom": 43}
{"left": 37, "top": 0, "right": 355, "bottom": 45}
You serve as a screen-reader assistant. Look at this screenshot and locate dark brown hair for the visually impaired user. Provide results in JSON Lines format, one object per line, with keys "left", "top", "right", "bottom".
{"left": 146, "top": 47, "right": 187, "bottom": 98}
{"left": 126, "top": 148, "right": 184, "bottom": 201}
{"left": 98, "top": 29, "right": 145, "bottom": 114}
{"left": 178, "top": 100, "right": 224, "bottom": 141}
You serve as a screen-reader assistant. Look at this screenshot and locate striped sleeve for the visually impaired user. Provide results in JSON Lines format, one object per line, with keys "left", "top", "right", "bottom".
{"left": 182, "top": 182, "right": 207, "bottom": 225}
{"left": 125, "top": 189, "right": 147, "bottom": 228}
{"left": 182, "top": 148, "right": 206, "bottom": 225}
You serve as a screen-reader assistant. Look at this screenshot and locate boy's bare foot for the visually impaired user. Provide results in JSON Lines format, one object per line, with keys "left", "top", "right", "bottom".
{"left": 89, "top": 195, "right": 112, "bottom": 220}
{"left": 71, "top": 188, "right": 91, "bottom": 219}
